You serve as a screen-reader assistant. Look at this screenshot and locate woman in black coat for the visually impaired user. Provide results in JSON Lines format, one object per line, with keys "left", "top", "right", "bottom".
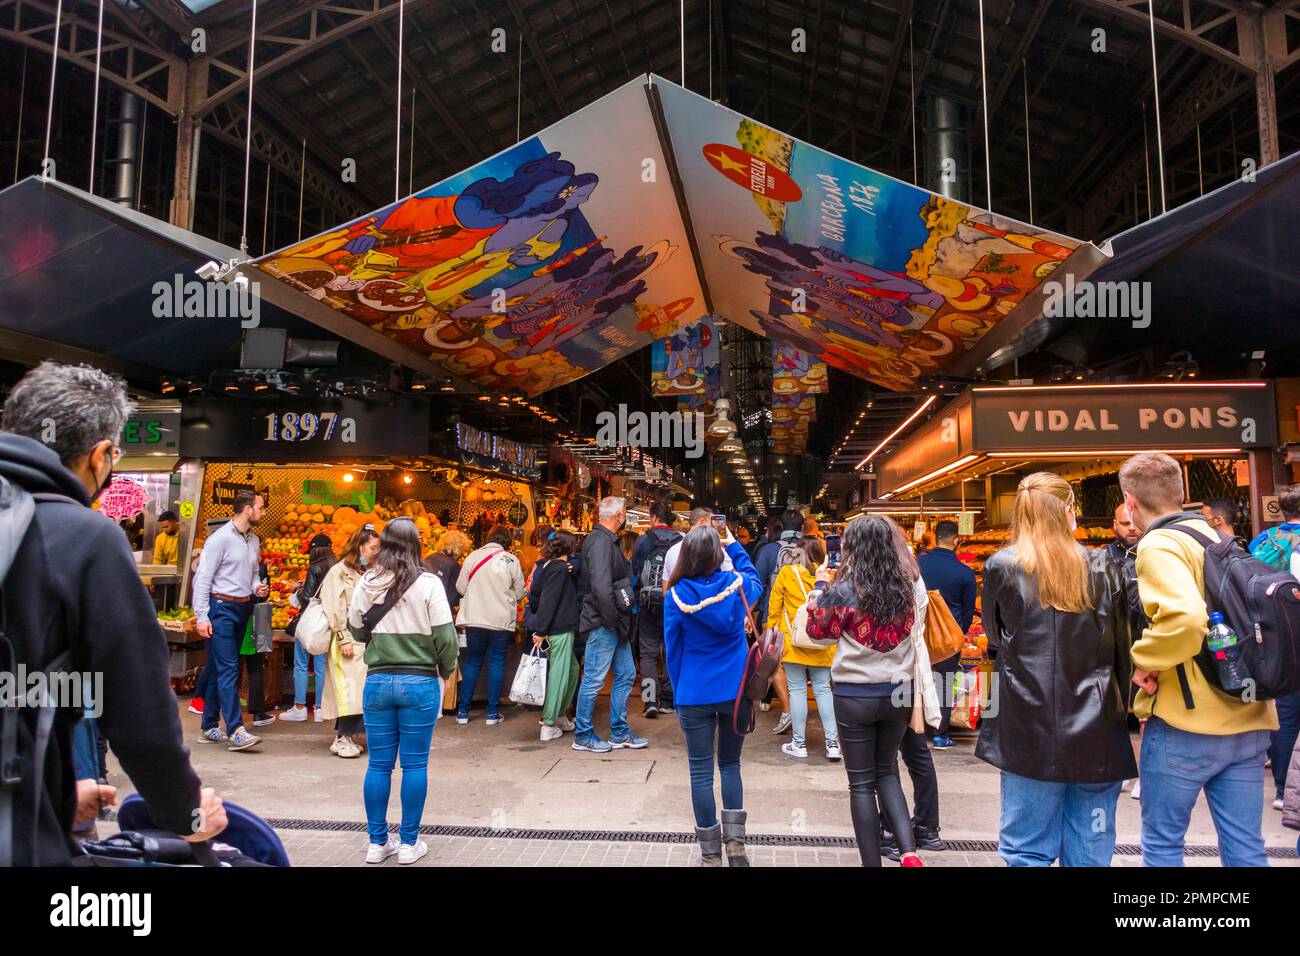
{"left": 531, "top": 530, "right": 581, "bottom": 742}
{"left": 976, "top": 473, "right": 1136, "bottom": 867}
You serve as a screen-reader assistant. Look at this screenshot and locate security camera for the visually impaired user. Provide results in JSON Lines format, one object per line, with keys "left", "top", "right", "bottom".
{"left": 196, "top": 261, "right": 223, "bottom": 280}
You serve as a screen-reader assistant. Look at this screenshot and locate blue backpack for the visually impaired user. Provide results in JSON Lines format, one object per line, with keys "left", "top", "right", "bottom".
{"left": 1248, "top": 524, "right": 1300, "bottom": 572}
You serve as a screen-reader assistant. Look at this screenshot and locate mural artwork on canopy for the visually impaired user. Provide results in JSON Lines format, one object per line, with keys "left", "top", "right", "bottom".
{"left": 651, "top": 314, "right": 720, "bottom": 397}
{"left": 655, "top": 79, "right": 1091, "bottom": 392}
{"left": 253, "top": 78, "right": 704, "bottom": 396}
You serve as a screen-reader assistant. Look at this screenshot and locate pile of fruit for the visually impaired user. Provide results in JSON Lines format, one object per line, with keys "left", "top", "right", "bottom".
{"left": 262, "top": 536, "right": 311, "bottom": 572}
{"left": 279, "top": 502, "right": 336, "bottom": 534}
{"left": 158, "top": 605, "right": 196, "bottom": 632}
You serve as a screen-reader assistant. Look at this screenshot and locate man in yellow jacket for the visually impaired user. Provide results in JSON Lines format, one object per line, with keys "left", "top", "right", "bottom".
{"left": 1119, "top": 453, "right": 1277, "bottom": 867}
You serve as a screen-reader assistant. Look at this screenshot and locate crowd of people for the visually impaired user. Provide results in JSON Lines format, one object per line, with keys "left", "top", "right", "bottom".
{"left": 3, "top": 360, "right": 1300, "bottom": 870}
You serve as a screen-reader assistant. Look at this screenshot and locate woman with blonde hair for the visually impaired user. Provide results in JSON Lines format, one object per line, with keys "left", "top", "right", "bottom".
{"left": 766, "top": 534, "right": 839, "bottom": 761}
{"left": 317, "top": 524, "right": 382, "bottom": 758}
{"left": 425, "top": 528, "right": 472, "bottom": 613}
{"left": 976, "top": 472, "right": 1136, "bottom": 866}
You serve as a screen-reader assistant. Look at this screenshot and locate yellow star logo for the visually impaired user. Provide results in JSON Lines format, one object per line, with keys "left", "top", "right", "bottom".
{"left": 707, "top": 149, "right": 749, "bottom": 175}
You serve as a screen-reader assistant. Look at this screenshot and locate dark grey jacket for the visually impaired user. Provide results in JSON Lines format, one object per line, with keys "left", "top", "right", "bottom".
{"left": 578, "top": 525, "right": 632, "bottom": 640}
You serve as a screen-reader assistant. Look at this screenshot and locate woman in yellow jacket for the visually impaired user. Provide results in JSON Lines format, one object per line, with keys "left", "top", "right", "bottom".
{"left": 766, "top": 535, "right": 840, "bottom": 761}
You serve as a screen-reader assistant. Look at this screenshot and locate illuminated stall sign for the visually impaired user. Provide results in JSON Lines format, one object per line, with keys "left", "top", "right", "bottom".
{"left": 456, "top": 423, "right": 542, "bottom": 481}
{"left": 124, "top": 410, "right": 181, "bottom": 453}
{"left": 181, "top": 397, "right": 429, "bottom": 459}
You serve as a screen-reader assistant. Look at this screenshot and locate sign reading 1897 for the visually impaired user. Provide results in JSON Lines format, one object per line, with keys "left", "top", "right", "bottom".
{"left": 263, "top": 411, "right": 356, "bottom": 443}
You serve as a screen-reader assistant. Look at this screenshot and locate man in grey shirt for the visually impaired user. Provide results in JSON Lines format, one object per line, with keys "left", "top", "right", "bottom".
{"left": 192, "top": 489, "right": 268, "bottom": 751}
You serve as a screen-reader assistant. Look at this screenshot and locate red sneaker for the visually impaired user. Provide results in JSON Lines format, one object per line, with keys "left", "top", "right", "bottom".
{"left": 187, "top": 699, "right": 205, "bottom": 715}
{"left": 900, "top": 854, "right": 925, "bottom": 867}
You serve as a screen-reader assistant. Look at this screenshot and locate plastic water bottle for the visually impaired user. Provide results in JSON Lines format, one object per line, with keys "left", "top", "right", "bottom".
{"left": 1206, "top": 612, "right": 1250, "bottom": 694}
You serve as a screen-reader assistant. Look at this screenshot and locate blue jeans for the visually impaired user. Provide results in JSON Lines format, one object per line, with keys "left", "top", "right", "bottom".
{"left": 294, "top": 641, "right": 328, "bottom": 707}
{"left": 574, "top": 626, "right": 635, "bottom": 741}
{"left": 783, "top": 662, "right": 838, "bottom": 749}
{"left": 1139, "top": 716, "right": 1270, "bottom": 867}
{"left": 999, "top": 770, "right": 1123, "bottom": 867}
{"left": 362, "top": 673, "right": 440, "bottom": 845}
{"left": 1269, "top": 691, "right": 1300, "bottom": 799}
{"left": 677, "top": 701, "right": 745, "bottom": 828}
{"left": 458, "top": 627, "right": 511, "bottom": 719}
{"left": 200, "top": 598, "right": 250, "bottom": 735}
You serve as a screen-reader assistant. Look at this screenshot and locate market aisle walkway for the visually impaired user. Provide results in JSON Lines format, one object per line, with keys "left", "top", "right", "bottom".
{"left": 103, "top": 698, "right": 1300, "bottom": 867}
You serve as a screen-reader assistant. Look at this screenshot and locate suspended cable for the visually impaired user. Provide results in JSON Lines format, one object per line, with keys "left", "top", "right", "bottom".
{"left": 239, "top": 0, "right": 260, "bottom": 256}
{"left": 1141, "top": 102, "right": 1152, "bottom": 220}
{"left": 261, "top": 162, "right": 271, "bottom": 255}
{"left": 296, "top": 138, "right": 306, "bottom": 242}
{"left": 88, "top": 0, "right": 105, "bottom": 192}
{"left": 1146, "top": 0, "right": 1167, "bottom": 214}
{"left": 680, "top": 0, "right": 686, "bottom": 87}
{"left": 1022, "top": 59, "right": 1033, "bottom": 223}
{"left": 708, "top": 0, "right": 712, "bottom": 101}
{"left": 516, "top": 32, "right": 523, "bottom": 142}
{"left": 408, "top": 88, "right": 416, "bottom": 196}
{"left": 977, "top": 0, "right": 992, "bottom": 210}
{"left": 394, "top": 0, "right": 404, "bottom": 203}
{"left": 135, "top": 100, "right": 147, "bottom": 209}
{"left": 1195, "top": 122, "right": 1204, "bottom": 196}
{"left": 14, "top": 47, "right": 28, "bottom": 184}
{"left": 42, "top": 0, "right": 64, "bottom": 179}
{"left": 909, "top": 15, "right": 917, "bottom": 185}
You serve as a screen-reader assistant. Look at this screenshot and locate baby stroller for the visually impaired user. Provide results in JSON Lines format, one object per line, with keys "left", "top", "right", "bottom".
{"left": 76, "top": 793, "right": 290, "bottom": 867}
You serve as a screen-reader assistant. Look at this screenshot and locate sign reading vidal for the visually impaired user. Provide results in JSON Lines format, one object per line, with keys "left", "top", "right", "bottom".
{"left": 972, "top": 385, "right": 1277, "bottom": 451}
{"left": 252, "top": 78, "right": 704, "bottom": 397}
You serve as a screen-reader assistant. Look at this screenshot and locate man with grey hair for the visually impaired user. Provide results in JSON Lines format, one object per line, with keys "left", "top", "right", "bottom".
{"left": 0, "top": 361, "right": 226, "bottom": 865}
{"left": 663, "top": 506, "right": 732, "bottom": 584}
{"left": 573, "top": 496, "right": 646, "bottom": 752}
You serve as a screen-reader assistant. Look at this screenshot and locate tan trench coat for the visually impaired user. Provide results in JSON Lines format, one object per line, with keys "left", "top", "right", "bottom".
{"left": 317, "top": 560, "right": 367, "bottom": 720}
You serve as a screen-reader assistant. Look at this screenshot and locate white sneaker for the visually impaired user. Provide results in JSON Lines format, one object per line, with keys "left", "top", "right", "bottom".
{"left": 365, "top": 836, "right": 400, "bottom": 864}
{"left": 456, "top": 716, "right": 469, "bottom": 725}
{"left": 398, "top": 840, "right": 428, "bottom": 865}
{"left": 825, "top": 743, "right": 842, "bottom": 761}
{"left": 1273, "top": 797, "right": 1284, "bottom": 811}
{"left": 772, "top": 712, "right": 792, "bottom": 735}
{"left": 1131, "top": 779, "right": 1142, "bottom": 801}
{"left": 329, "top": 736, "right": 340, "bottom": 754}
{"left": 336, "top": 735, "right": 362, "bottom": 758}
{"left": 540, "top": 724, "right": 564, "bottom": 742}
{"left": 279, "top": 705, "right": 308, "bottom": 722}
{"left": 781, "top": 741, "right": 808, "bottom": 759}
{"left": 313, "top": 709, "right": 324, "bottom": 723}
{"left": 556, "top": 715, "right": 576, "bottom": 732}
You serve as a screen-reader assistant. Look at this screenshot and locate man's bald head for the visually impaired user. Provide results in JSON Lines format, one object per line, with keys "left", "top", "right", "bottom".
{"left": 1113, "top": 502, "right": 1140, "bottom": 547}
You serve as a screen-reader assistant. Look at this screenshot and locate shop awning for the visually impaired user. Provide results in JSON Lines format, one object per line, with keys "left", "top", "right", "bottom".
{"left": 983, "top": 150, "right": 1300, "bottom": 372}
{"left": 234, "top": 75, "right": 1104, "bottom": 397}
{"left": 0, "top": 177, "right": 335, "bottom": 379}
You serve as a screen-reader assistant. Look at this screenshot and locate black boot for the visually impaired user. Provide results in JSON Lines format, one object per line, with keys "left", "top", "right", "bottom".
{"left": 721, "top": 809, "right": 750, "bottom": 868}
{"left": 880, "top": 827, "right": 901, "bottom": 862}
{"left": 695, "top": 824, "right": 723, "bottom": 866}
{"left": 914, "top": 825, "right": 947, "bottom": 852}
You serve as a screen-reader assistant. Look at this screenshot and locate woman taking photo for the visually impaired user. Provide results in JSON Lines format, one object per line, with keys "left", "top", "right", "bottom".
{"left": 766, "top": 534, "right": 839, "bottom": 761}
{"left": 283, "top": 534, "right": 337, "bottom": 723}
{"left": 455, "top": 525, "right": 526, "bottom": 725}
{"left": 806, "top": 515, "right": 927, "bottom": 867}
{"left": 976, "top": 472, "right": 1135, "bottom": 867}
{"left": 350, "top": 519, "right": 458, "bottom": 865}
{"left": 316, "top": 525, "right": 380, "bottom": 758}
{"left": 530, "top": 530, "right": 581, "bottom": 742}
{"left": 664, "top": 524, "right": 764, "bottom": 867}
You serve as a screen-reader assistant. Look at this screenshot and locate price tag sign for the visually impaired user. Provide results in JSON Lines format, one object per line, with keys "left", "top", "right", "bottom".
{"left": 912, "top": 521, "right": 927, "bottom": 542}
{"left": 958, "top": 512, "right": 975, "bottom": 536}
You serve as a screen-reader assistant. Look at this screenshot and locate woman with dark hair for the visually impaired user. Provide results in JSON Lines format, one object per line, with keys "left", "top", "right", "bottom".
{"left": 316, "top": 525, "right": 381, "bottom": 758}
{"left": 283, "top": 534, "right": 338, "bottom": 724}
{"left": 531, "top": 529, "right": 581, "bottom": 742}
{"left": 455, "top": 524, "right": 526, "bottom": 725}
{"left": 806, "top": 514, "right": 929, "bottom": 867}
{"left": 664, "top": 523, "right": 764, "bottom": 866}
{"left": 349, "top": 519, "right": 458, "bottom": 865}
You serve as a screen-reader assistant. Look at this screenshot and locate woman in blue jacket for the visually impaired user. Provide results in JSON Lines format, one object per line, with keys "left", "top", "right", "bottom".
{"left": 664, "top": 523, "right": 764, "bottom": 867}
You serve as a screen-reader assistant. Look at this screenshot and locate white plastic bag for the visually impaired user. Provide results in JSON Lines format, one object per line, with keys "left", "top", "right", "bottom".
{"left": 509, "top": 644, "right": 547, "bottom": 706}
{"left": 294, "top": 597, "right": 332, "bottom": 656}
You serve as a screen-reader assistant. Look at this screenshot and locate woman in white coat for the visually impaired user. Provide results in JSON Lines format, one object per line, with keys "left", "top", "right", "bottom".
{"left": 318, "top": 525, "right": 381, "bottom": 757}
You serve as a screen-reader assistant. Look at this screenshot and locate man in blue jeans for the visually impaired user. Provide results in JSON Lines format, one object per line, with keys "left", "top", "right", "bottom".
{"left": 573, "top": 496, "right": 645, "bottom": 753}
{"left": 1120, "top": 453, "right": 1277, "bottom": 866}
{"left": 192, "top": 489, "right": 269, "bottom": 752}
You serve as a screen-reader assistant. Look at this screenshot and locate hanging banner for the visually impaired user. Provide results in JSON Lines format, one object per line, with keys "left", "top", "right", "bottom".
{"left": 651, "top": 314, "right": 720, "bottom": 396}
{"left": 301, "top": 479, "right": 377, "bottom": 512}
{"left": 253, "top": 78, "right": 705, "bottom": 397}
{"left": 655, "top": 79, "right": 1096, "bottom": 392}
{"left": 772, "top": 342, "right": 829, "bottom": 394}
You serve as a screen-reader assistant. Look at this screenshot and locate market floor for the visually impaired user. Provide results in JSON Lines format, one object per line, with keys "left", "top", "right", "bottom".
{"left": 103, "top": 697, "right": 1300, "bottom": 867}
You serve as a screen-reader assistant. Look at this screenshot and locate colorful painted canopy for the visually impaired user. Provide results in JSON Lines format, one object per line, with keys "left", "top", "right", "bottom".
{"left": 250, "top": 75, "right": 1102, "bottom": 396}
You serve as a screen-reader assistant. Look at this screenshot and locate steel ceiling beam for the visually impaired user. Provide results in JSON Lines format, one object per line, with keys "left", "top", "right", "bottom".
{"left": 1073, "top": 0, "right": 1251, "bottom": 73}
{"left": 504, "top": 0, "right": 567, "bottom": 114}
{"left": 873, "top": 0, "right": 914, "bottom": 131}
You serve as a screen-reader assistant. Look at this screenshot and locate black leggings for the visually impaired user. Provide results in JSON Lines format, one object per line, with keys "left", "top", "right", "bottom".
{"left": 835, "top": 695, "right": 915, "bottom": 866}
{"left": 335, "top": 714, "right": 364, "bottom": 736}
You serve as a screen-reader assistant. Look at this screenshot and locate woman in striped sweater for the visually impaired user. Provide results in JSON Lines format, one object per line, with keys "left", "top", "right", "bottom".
{"left": 349, "top": 518, "right": 459, "bottom": 865}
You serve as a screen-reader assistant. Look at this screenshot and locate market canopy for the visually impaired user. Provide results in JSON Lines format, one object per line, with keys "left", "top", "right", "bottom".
{"left": 245, "top": 75, "right": 1106, "bottom": 397}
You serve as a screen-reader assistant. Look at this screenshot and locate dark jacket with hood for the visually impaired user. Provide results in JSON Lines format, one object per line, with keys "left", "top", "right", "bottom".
{"left": 975, "top": 543, "right": 1137, "bottom": 784}
{"left": 663, "top": 540, "right": 763, "bottom": 706}
{"left": 0, "top": 433, "right": 201, "bottom": 865}
{"left": 529, "top": 558, "right": 580, "bottom": 637}
{"left": 578, "top": 524, "right": 632, "bottom": 639}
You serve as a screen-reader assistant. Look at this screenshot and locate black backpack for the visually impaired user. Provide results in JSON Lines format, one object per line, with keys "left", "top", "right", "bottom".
{"left": 1155, "top": 515, "right": 1300, "bottom": 706}
{"left": 638, "top": 529, "right": 679, "bottom": 613}
{"left": 0, "top": 480, "right": 81, "bottom": 867}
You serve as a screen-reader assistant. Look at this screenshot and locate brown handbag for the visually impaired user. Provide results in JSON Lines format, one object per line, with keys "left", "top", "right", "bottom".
{"left": 924, "top": 590, "right": 965, "bottom": 665}
{"left": 733, "top": 582, "right": 784, "bottom": 735}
